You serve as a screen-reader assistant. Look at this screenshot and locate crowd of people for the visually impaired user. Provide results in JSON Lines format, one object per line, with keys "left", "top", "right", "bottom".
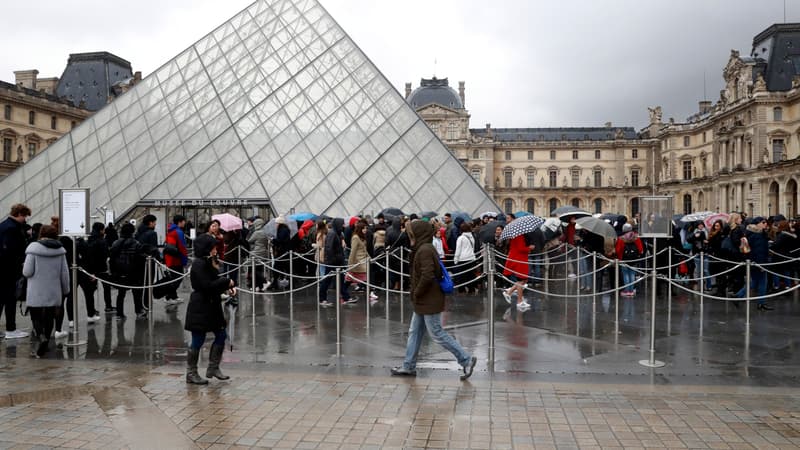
{"left": 1, "top": 201, "right": 797, "bottom": 379}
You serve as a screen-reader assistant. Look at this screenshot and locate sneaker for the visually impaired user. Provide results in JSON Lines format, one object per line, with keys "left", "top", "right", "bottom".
{"left": 4, "top": 330, "right": 29, "bottom": 339}
{"left": 115, "top": 315, "right": 127, "bottom": 321}
{"left": 87, "top": 315, "right": 101, "bottom": 324}
{"left": 460, "top": 356, "right": 477, "bottom": 381}
{"left": 164, "top": 298, "right": 180, "bottom": 306}
{"left": 68, "top": 321, "right": 74, "bottom": 328}
{"left": 344, "top": 298, "right": 358, "bottom": 304}
{"left": 170, "top": 297, "right": 184, "bottom": 304}
{"left": 501, "top": 290, "right": 512, "bottom": 304}
{"left": 53, "top": 330, "right": 69, "bottom": 339}
{"left": 104, "top": 307, "right": 115, "bottom": 313}
{"left": 319, "top": 301, "right": 333, "bottom": 307}
{"left": 390, "top": 367, "right": 417, "bottom": 377}
{"left": 502, "top": 308, "right": 512, "bottom": 321}
{"left": 369, "top": 292, "right": 379, "bottom": 301}
{"left": 517, "top": 301, "right": 531, "bottom": 311}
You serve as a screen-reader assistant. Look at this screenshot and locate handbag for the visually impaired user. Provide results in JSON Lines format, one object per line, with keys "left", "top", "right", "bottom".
{"left": 437, "top": 258, "right": 454, "bottom": 294}
{"left": 14, "top": 276, "right": 26, "bottom": 302}
{"left": 739, "top": 237, "right": 751, "bottom": 254}
{"left": 163, "top": 243, "right": 181, "bottom": 257}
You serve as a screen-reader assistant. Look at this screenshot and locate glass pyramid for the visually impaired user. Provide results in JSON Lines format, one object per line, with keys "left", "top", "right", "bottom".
{"left": 0, "top": 0, "right": 498, "bottom": 220}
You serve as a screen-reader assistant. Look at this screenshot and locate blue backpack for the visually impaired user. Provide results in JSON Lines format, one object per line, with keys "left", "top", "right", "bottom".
{"left": 438, "top": 258, "right": 454, "bottom": 294}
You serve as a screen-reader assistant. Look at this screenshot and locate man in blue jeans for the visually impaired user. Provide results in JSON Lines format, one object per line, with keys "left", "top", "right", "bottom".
{"left": 319, "top": 218, "right": 353, "bottom": 306}
{"left": 391, "top": 220, "right": 477, "bottom": 380}
{"left": 734, "top": 217, "right": 772, "bottom": 310}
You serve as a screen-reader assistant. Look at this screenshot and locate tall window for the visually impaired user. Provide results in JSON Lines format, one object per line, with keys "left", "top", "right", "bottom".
{"left": 3, "top": 105, "right": 10, "bottom": 120}
{"left": 28, "top": 111, "right": 35, "bottom": 125}
{"left": 773, "top": 139, "right": 785, "bottom": 162}
{"left": 703, "top": 131, "right": 707, "bottom": 143}
{"left": 595, "top": 149, "right": 600, "bottom": 159}
{"left": 430, "top": 123, "right": 438, "bottom": 137}
{"left": 631, "top": 198, "right": 640, "bottom": 217}
{"left": 526, "top": 199, "right": 535, "bottom": 214}
{"left": 504, "top": 170, "right": 512, "bottom": 188}
{"left": 631, "top": 169, "right": 640, "bottom": 187}
{"left": 526, "top": 170, "right": 535, "bottom": 188}
{"left": 504, "top": 199, "right": 513, "bottom": 213}
{"left": 571, "top": 169, "right": 579, "bottom": 188}
{"left": 774, "top": 107, "right": 783, "bottom": 121}
{"left": 571, "top": 198, "right": 580, "bottom": 207}
{"left": 447, "top": 122, "right": 458, "bottom": 140}
{"left": 594, "top": 198, "right": 602, "bottom": 214}
{"left": 683, "top": 136, "right": 690, "bottom": 147}
{"left": 470, "top": 168, "right": 481, "bottom": 184}
{"left": 682, "top": 160, "right": 692, "bottom": 180}
{"left": 2, "top": 138, "right": 11, "bottom": 162}
{"left": 549, "top": 198, "right": 558, "bottom": 214}
{"left": 572, "top": 150, "right": 578, "bottom": 160}
{"left": 27, "top": 142, "right": 36, "bottom": 159}
{"left": 472, "top": 149, "right": 479, "bottom": 159}
{"left": 504, "top": 150, "right": 511, "bottom": 161}
{"left": 549, "top": 150, "right": 555, "bottom": 160}
{"left": 593, "top": 169, "right": 602, "bottom": 187}
{"left": 548, "top": 170, "right": 557, "bottom": 187}
{"left": 683, "top": 194, "right": 692, "bottom": 215}
{"left": 631, "top": 148, "right": 638, "bottom": 159}
{"left": 527, "top": 150, "right": 533, "bottom": 160}
{"left": 50, "top": 116, "right": 57, "bottom": 130}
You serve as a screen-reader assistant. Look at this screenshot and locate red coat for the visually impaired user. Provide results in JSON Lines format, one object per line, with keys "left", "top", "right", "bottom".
{"left": 503, "top": 235, "right": 530, "bottom": 280}
{"left": 615, "top": 234, "right": 643, "bottom": 260}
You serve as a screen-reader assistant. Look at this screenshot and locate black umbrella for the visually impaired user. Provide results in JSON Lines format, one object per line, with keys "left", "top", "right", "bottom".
{"left": 478, "top": 220, "right": 505, "bottom": 245}
{"left": 499, "top": 215, "right": 545, "bottom": 242}
{"left": 380, "top": 207, "right": 405, "bottom": 217}
{"left": 599, "top": 213, "right": 627, "bottom": 235}
{"left": 551, "top": 205, "right": 585, "bottom": 217}
{"left": 419, "top": 211, "right": 438, "bottom": 219}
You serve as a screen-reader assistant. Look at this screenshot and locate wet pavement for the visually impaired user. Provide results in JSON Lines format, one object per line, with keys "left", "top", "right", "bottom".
{"left": 2, "top": 275, "right": 800, "bottom": 448}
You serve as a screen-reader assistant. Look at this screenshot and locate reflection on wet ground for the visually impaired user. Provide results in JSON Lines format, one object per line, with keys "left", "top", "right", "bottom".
{"left": 2, "top": 275, "right": 800, "bottom": 386}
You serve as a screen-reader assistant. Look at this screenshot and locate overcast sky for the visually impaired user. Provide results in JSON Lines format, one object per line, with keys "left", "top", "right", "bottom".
{"left": 0, "top": 0, "right": 793, "bottom": 130}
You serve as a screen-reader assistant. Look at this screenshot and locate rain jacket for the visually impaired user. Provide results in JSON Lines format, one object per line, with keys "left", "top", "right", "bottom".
{"left": 324, "top": 218, "right": 345, "bottom": 266}
{"left": 744, "top": 224, "right": 769, "bottom": 264}
{"left": 184, "top": 234, "right": 232, "bottom": 333}
{"left": 408, "top": 220, "right": 445, "bottom": 315}
{"left": 348, "top": 234, "right": 368, "bottom": 274}
{"left": 22, "top": 239, "right": 70, "bottom": 308}
{"left": 247, "top": 218, "right": 269, "bottom": 258}
{"left": 615, "top": 231, "right": 643, "bottom": 260}
{"left": 165, "top": 223, "right": 188, "bottom": 267}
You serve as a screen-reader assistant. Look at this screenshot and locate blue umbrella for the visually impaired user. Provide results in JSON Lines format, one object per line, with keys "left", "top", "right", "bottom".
{"left": 288, "top": 212, "right": 317, "bottom": 222}
{"left": 513, "top": 210, "right": 532, "bottom": 218}
{"left": 451, "top": 211, "right": 472, "bottom": 222}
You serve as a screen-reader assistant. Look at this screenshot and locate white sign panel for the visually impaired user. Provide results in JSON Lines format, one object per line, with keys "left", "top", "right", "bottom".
{"left": 638, "top": 196, "right": 674, "bottom": 238}
{"left": 59, "top": 188, "right": 90, "bottom": 236}
{"left": 104, "top": 210, "right": 115, "bottom": 225}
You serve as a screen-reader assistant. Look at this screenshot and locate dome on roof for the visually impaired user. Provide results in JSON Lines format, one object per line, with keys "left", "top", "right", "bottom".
{"left": 407, "top": 77, "right": 463, "bottom": 110}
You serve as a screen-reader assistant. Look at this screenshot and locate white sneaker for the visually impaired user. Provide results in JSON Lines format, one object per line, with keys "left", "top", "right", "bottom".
{"left": 54, "top": 330, "right": 69, "bottom": 339}
{"left": 369, "top": 292, "right": 379, "bottom": 301}
{"left": 4, "top": 330, "right": 29, "bottom": 339}
{"left": 501, "top": 290, "right": 512, "bottom": 304}
{"left": 517, "top": 301, "right": 531, "bottom": 311}
{"left": 68, "top": 321, "right": 74, "bottom": 328}
{"left": 87, "top": 315, "right": 100, "bottom": 324}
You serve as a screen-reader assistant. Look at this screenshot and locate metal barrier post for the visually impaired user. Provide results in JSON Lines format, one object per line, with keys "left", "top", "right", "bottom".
{"left": 564, "top": 246, "right": 569, "bottom": 294}
{"left": 237, "top": 245, "right": 242, "bottom": 288}
{"left": 400, "top": 247, "right": 405, "bottom": 324}
{"left": 385, "top": 250, "right": 390, "bottom": 321}
{"left": 366, "top": 256, "right": 371, "bottom": 334}
{"left": 639, "top": 238, "right": 665, "bottom": 368}
{"left": 147, "top": 256, "right": 154, "bottom": 330}
{"left": 699, "top": 251, "right": 704, "bottom": 337}
{"left": 289, "top": 250, "right": 294, "bottom": 324}
{"left": 251, "top": 256, "right": 257, "bottom": 324}
{"left": 335, "top": 268, "right": 342, "bottom": 357}
{"left": 592, "top": 252, "right": 597, "bottom": 295}
{"left": 745, "top": 260, "right": 751, "bottom": 331}
{"left": 485, "top": 244, "right": 495, "bottom": 365}
{"left": 66, "top": 238, "right": 86, "bottom": 347}
{"left": 614, "top": 259, "right": 620, "bottom": 337}
{"left": 576, "top": 247, "right": 581, "bottom": 294}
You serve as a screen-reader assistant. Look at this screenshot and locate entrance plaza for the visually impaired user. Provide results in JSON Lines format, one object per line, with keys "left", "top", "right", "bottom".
{"left": 2, "top": 246, "right": 800, "bottom": 449}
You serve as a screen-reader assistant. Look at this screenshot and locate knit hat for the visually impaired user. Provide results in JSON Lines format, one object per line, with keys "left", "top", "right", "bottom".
{"left": 622, "top": 223, "right": 633, "bottom": 232}
{"left": 275, "top": 215, "right": 286, "bottom": 225}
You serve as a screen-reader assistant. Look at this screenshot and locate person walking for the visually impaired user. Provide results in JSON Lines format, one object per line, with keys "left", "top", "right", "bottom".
{"left": 0, "top": 203, "right": 32, "bottom": 339}
{"left": 347, "top": 221, "right": 371, "bottom": 300}
{"left": 391, "top": 220, "right": 477, "bottom": 380}
{"left": 247, "top": 217, "right": 270, "bottom": 291}
{"left": 453, "top": 222, "right": 477, "bottom": 294}
{"left": 163, "top": 215, "right": 189, "bottom": 304}
{"left": 135, "top": 214, "right": 160, "bottom": 314}
{"left": 109, "top": 223, "right": 148, "bottom": 320}
{"left": 319, "top": 218, "right": 353, "bottom": 306}
{"left": 77, "top": 222, "right": 112, "bottom": 319}
{"left": 184, "top": 234, "right": 236, "bottom": 385}
{"left": 734, "top": 217, "right": 772, "bottom": 309}
{"left": 501, "top": 234, "right": 534, "bottom": 311}
{"left": 23, "top": 225, "right": 70, "bottom": 357}
{"left": 616, "top": 223, "right": 643, "bottom": 297}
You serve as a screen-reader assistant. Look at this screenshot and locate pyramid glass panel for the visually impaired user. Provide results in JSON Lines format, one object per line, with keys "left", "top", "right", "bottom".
{"left": 0, "top": 0, "right": 496, "bottom": 222}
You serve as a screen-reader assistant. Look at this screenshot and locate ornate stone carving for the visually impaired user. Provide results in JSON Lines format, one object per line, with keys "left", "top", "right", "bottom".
{"left": 755, "top": 73, "right": 767, "bottom": 92}
{"left": 648, "top": 106, "right": 662, "bottom": 124}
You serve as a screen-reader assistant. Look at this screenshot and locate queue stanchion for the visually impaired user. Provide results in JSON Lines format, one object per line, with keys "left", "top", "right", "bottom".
{"left": 365, "top": 257, "right": 371, "bottom": 333}
{"left": 485, "top": 244, "right": 495, "bottom": 366}
{"left": 667, "top": 246, "right": 672, "bottom": 336}
{"left": 564, "top": 246, "right": 569, "bottom": 295}
{"left": 385, "top": 250, "right": 390, "bottom": 321}
{"left": 400, "top": 247, "right": 405, "bottom": 324}
{"left": 237, "top": 245, "right": 242, "bottom": 288}
{"left": 251, "top": 256, "right": 257, "bottom": 324}
{"left": 699, "top": 251, "right": 705, "bottom": 338}
{"left": 614, "top": 259, "right": 620, "bottom": 339}
{"left": 147, "top": 256, "right": 154, "bottom": 331}
{"left": 639, "top": 237, "right": 665, "bottom": 368}
{"left": 576, "top": 246, "right": 581, "bottom": 295}
{"left": 316, "top": 258, "right": 321, "bottom": 315}
{"left": 289, "top": 250, "right": 294, "bottom": 324}
{"left": 745, "top": 260, "right": 751, "bottom": 331}
{"left": 67, "top": 237, "right": 86, "bottom": 347}
{"left": 335, "top": 267, "right": 342, "bottom": 357}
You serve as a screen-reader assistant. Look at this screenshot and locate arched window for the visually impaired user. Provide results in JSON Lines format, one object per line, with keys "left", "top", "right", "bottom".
{"left": 593, "top": 198, "right": 603, "bottom": 214}
{"left": 683, "top": 194, "right": 692, "bottom": 215}
{"left": 548, "top": 198, "right": 558, "bottom": 214}
{"left": 526, "top": 199, "right": 535, "bottom": 213}
{"left": 503, "top": 198, "right": 514, "bottom": 213}
{"left": 571, "top": 198, "right": 580, "bottom": 208}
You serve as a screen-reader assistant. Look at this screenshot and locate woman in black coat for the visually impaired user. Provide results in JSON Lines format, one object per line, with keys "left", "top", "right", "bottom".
{"left": 184, "top": 234, "right": 235, "bottom": 385}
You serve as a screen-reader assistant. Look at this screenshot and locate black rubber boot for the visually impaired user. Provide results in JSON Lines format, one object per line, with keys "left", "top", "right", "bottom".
{"left": 206, "top": 344, "right": 230, "bottom": 380}
{"left": 186, "top": 348, "right": 208, "bottom": 385}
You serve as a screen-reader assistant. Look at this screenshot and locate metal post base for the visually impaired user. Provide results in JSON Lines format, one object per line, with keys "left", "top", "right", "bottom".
{"left": 65, "top": 340, "right": 87, "bottom": 347}
{"left": 638, "top": 359, "right": 666, "bottom": 368}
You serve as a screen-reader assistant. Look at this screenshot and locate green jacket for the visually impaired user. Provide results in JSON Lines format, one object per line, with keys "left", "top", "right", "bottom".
{"left": 409, "top": 220, "right": 444, "bottom": 315}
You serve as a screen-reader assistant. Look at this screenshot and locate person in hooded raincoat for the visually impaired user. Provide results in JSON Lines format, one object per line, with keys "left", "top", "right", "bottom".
{"left": 390, "top": 220, "right": 477, "bottom": 380}
{"left": 184, "top": 234, "right": 236, "bottom": 385}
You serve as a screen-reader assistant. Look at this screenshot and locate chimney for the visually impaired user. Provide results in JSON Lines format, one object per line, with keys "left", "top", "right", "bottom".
{"left": 14, "top": 69, "right": 39, "bottom": 90}
{"left": 605, "top": 121, "right": 612, "bottom": 128}
{"left": 458, "top": 81, "right": 465, "bottom": 107}
{"left": 404, "top": 82, "right": 412, "bottom": 99}
{"left": 485, "top": 123, "right": 492, "bottom": 137}
{"left": 134, "top": 71, "right": 142, "bottom": 83}
{"left": 698, "top": 100, "right": 712, "bottom": 114}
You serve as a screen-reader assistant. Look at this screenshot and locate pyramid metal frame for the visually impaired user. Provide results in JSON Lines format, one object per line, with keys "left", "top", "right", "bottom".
{"left": 0, "top": 0, "right": 498, "bottom": 221}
